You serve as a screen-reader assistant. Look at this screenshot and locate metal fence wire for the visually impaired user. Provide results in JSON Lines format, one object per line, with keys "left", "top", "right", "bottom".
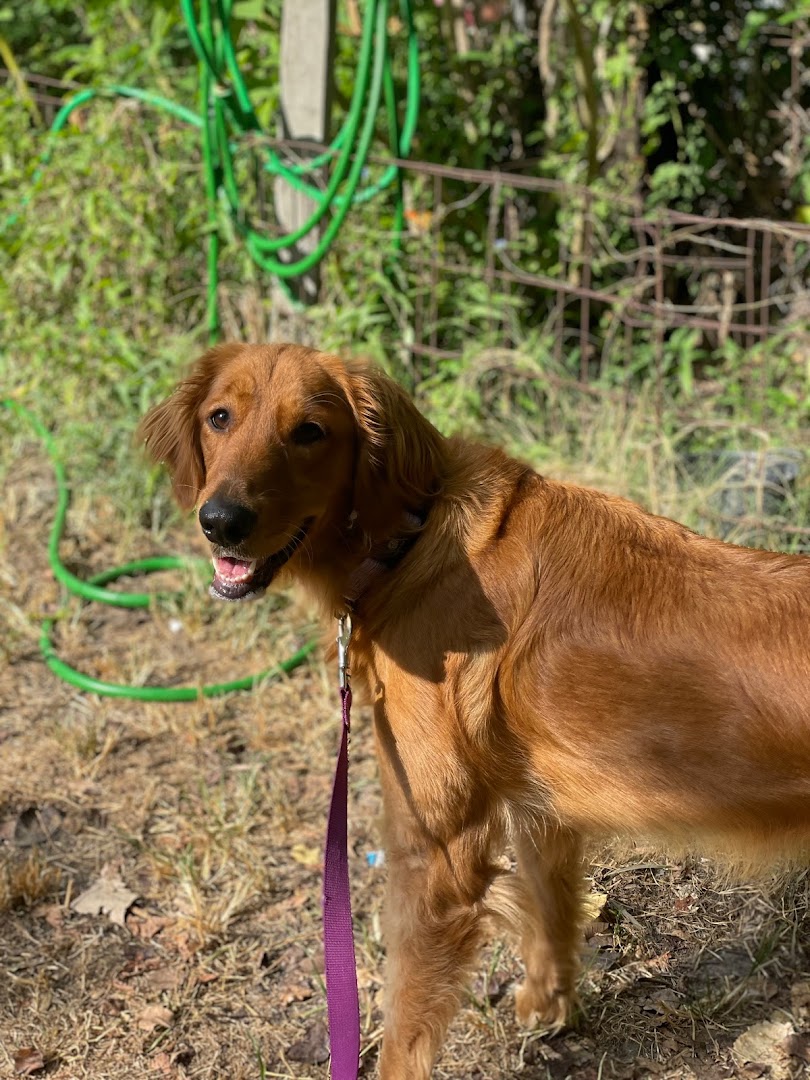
{"left": 387, "top": 158, "right": 810, "bottom": 378}
{"left": 6, "top": 67, "right": 810, "bottom": 384}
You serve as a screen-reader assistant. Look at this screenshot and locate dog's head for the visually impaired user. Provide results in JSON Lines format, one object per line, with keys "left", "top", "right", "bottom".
{"left": 139, "top": 343, "right": 443, "bottom": 601}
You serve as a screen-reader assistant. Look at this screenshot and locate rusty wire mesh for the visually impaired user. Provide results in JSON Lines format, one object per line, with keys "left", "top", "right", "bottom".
{"left": 390, "top": 158, "right": 810, "bottom": 377}
{"left": 6, "top": 66, "right": 810, "bottom": 384}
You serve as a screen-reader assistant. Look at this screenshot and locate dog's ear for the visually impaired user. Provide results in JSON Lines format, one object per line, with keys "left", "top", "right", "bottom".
{"left": 345, "top": 363, "right": 444, "bottom": 538}
{"left": 138, "top": 343, "right": 242, "bottom": 510}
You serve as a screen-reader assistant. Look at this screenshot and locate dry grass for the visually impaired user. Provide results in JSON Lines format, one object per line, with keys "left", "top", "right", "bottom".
{"left": 1, "top": 416, "right": 809, "bottom": 1079}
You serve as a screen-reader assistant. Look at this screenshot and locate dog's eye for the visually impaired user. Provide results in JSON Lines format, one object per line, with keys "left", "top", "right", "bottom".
{"left": 291, "top": 421, "right": 326, "bottom": 446}
{"left": 209, "top": 408, "right": 230, "bottom": 431}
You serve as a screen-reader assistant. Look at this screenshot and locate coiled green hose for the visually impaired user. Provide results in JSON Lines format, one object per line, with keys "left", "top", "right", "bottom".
{"left": 3, "top": 0, "right": 417, "bottom": 697}
{"left": 4, "top": 399, "right": 316, "bottom": 700}
{"left": 8, "top": 0, "right": 418, "bottom": 335}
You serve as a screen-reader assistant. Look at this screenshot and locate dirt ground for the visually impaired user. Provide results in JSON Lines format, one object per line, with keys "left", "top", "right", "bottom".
{"left": 2, "top": 453, "right": 810, "bottom": 1079}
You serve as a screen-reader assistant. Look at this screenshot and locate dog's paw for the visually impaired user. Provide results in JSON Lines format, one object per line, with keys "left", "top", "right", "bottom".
{"left": 514, "top": 979, "right": 571, "bottom": 1032}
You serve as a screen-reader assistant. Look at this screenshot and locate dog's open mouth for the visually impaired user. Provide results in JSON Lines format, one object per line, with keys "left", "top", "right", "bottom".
{"left": 209, "top": 521, "right": 311, "bottom": 602}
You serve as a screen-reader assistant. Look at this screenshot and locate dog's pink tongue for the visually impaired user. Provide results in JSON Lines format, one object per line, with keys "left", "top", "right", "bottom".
{"left": 214, "top": 556, "right": 253, "bottom": 581}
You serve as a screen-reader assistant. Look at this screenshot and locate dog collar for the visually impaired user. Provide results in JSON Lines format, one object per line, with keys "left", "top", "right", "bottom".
{"left": 343, "top": 509, "right": 426, "bottom": 606}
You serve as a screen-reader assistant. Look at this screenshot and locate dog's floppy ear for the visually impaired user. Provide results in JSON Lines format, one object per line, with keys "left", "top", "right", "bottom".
{"left": 345, "top": 363, "right": 445, "bottom": 538}
{"left": 138, "top": 343, "right": 242, "bottom": 510}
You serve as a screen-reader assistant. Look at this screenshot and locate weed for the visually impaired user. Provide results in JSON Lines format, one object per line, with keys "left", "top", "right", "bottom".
{"left": 0, "top": 853, "right": 61, "bottom": 912}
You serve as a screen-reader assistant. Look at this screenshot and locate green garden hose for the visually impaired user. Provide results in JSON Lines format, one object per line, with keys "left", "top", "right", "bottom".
{"left": 3, "top": 397, "right": 315, "bottom": 701}
{"left": 4, "top": 398, "right": 316, "bottom": 700}
{"left": 185, "top": 0, "right": 420, "bottom": 334}
{"left": 9, "top": 0, "right": 419, "bottom": 336}
{"left": 3, "top": 0, "right": 418, "bottom": 698}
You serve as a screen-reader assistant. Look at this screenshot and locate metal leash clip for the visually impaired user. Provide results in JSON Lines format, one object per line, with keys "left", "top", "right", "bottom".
{"left": 337, "top": 613, "right": 353, "bottom": 690}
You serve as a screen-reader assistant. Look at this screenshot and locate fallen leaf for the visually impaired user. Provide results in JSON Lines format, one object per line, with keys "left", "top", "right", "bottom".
{"left": 142, "top": 966, "right": 183, "bottom": 993}
{"left": 664, "top": 927, "right": 689, "bottom": 941}
{"left": 585, "top": 928, "right": 614, "bottom": 948}
{"left": 280, "top": 980, "right": 313, "bottom": 1006}
{"left": 582, "top": 890, "right": 608, "bottom": 922}
{"left": 604, "top": 953, "right": 671, "bottom": 995}
{"left": 119, "top": 949, "right": 162, "bottom": 979}
{"left": 126, "top": 906, "right": 175, "bottom": 940}
{"left": 72, "top": 865, "right": 138, "bottom": 927}
{"left": 13, "top": 1047, "right": 45, "bottom": 1075}
{"left": 733, "top": 1019, "right": 795, "bottom": 1080}
{"left": 150, "top": 1051, "right": 174, "bottom": 1076}
{"left": 268, "top": 944, "right": 305, "bottom": 974}
{"left": 160, "top": 928, "right": 199, "bottom": 959}
{"left": 405, "top": 208, "right": 433, "bottom": 236}
{"left": 641, "top": 987, "right": 681, "bottom": 1018}
{"left": 137, "top": 1004, "right": 174, "bottom": 1032}
{"left": 33, "top": 902, "right": 64, "bottom": 930}
{"left": 287, "top": 1022, "right": 329, "bottom": 1064}
{"left": 149, "top": 1047, "right": 192, "bottom": 1077}
{"left": 290, "top": 843, "right": 321, "bottom": 868}
{"left": 783, "top": 1032, "right": 810, "bottom": 1063}
{"left": 673, "top": 895, "right": 697, "bottom": 912}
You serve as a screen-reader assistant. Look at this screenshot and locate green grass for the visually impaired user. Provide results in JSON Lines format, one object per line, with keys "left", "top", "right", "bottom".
{"left": 3, "top": 90, "right": 808, "bottom": 558}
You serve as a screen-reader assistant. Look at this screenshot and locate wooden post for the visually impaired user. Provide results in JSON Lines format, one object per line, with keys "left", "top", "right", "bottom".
{"left": 273, "top": 0, "right": 337, "bottom": 331}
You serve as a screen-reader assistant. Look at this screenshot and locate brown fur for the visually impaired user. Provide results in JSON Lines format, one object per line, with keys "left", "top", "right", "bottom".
{"left": 140, "top": 342, "right": 810, "bottom": 1078}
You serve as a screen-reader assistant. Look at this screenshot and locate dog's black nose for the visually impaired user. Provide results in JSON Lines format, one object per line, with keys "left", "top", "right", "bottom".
{"left": 198, "top": 497, "right": 257, "bottom": 547}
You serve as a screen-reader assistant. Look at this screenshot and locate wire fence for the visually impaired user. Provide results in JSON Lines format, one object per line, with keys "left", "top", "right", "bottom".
{"left": 6, "top": 65, "right": 810, "bottom": 383}
{"left": 388, "top": 157, "right": 810, "bottom": 377}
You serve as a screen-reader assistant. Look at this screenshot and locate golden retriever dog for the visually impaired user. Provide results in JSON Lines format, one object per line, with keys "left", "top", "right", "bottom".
{"left": 140, "top": 342, "right": 810, "bottom": 1078}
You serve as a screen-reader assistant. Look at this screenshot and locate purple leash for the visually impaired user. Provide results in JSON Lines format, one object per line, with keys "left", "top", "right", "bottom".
{"left": 322, "top": 614, "right": 360, "bottom": 1078}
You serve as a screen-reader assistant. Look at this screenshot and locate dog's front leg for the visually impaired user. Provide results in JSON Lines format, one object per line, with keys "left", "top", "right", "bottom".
{"left": 377, "top": 821, "right": 492, "bottom": 1079}
{"left": 373, "top": 743, "right": 493, "bottom": 1078}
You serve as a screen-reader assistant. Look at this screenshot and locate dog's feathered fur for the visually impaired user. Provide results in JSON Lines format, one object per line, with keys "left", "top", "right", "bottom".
{"left": 141, "top": 342, "right": 810, "bottom": 1078}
